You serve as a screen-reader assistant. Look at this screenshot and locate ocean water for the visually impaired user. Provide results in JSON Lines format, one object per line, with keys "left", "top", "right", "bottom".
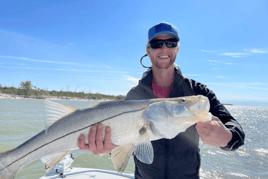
{"left": 0, "top": 98, "right": 267, "bottom": 179}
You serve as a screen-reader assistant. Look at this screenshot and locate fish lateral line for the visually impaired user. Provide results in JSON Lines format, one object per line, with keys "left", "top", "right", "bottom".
{"left": 1, "top": 106, "right": 148, "bottom": 171}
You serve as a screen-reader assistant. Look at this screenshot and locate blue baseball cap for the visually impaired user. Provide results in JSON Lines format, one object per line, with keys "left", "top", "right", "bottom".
{"left": 148, "top": 22, "right": 180, "bottom": 43}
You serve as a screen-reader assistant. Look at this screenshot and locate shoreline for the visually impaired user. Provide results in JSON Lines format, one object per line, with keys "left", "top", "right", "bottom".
{"left": 0, "top": 93, "right": 234, "bottom": 104}
{"left": 0, "top": 93, "right": 113, "bottom": 101}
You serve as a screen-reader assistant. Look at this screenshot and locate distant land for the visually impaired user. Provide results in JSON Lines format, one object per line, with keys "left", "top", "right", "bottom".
{"left": 1, "top": 81, "right": 267, "bottom": 108}
{"left": 222, "top": 103, "right": 234, "bottom": 106}
{"left": 0, "top": 81, "right": 125, "bottom": 101}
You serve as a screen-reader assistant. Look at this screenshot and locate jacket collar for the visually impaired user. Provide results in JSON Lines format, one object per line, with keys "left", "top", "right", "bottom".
{"left": 140, "top": 63, "right": 184, "bottom": 88}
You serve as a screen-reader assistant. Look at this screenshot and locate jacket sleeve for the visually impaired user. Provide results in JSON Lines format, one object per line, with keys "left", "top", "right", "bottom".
{"left": 191, "top": 80, "right": 245, "bottom": 151}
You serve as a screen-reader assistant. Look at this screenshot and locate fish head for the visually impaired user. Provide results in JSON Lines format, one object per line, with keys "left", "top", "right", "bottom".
{"left": 144, "top": 95, "right": 210, "bottom": 140}
{"left": 162, "top": 95, "right": 210, "bottom": 117}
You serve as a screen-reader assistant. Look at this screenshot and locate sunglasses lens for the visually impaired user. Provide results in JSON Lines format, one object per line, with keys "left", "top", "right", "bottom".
{"left": 150, "top": 39, "right": 178, "bottom": 49}
{"left": 150, "top": 41, "right": 163, "bottom": 49}
{"left": 166, "top": 41, "right": 177, "bottom": 48}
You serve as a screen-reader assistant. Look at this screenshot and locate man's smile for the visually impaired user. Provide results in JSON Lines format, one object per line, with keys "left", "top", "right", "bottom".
{"left": 158, "top": 55, "right": 171, "bottom": 59}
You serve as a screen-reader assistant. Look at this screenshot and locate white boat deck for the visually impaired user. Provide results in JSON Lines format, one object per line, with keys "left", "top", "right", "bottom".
{"left": 40, "top": 167, "right": 134, "bottom": 179}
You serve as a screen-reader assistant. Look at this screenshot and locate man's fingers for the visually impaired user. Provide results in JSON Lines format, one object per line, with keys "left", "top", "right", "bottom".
{"left": 88, "top": 125, "right": 97, "bottom": 151}
{"left": 197, "top": 127, "right": 210, "bottom": 136}
{"left": 196, "top": 122, "right": 209, "bottom": 131}
{"left": 78, "top": 134, "right": 85, "bottom": 149}
{"left": 78, "top": 134, "right": 90, "bottom": 151}
{"left": 200, "top": 136, "right": 209, "bottom": 145}
{"left": 78, "top": 123, "right": 116, "bottom": 155}
{"left": 103, "top": 126, "right": 112, "bottom": 152}
{"left": 104, "top": 126, "right": 112, "bottom": 144}
{"left": 196, "top": 116, "right": 219, "bottom": 127}
{"left": 196, "top": 121, "right": 211, "bottom": 127}
{"left": 96, "top": 123, "right": 104, "bottom": 151}
{"left": 212, "top": 116, "right": 220, "bottom": 121}
{"left": 196, "top": 126, "right": 207, "bottom": 134}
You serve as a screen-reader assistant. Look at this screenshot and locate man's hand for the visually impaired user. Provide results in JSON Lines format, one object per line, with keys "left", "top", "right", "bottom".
{"left": 196, "top": 115, "right": 232, "bottom": 147}
{"left": 78, "top": 123, "right": 118, "bottom": 155}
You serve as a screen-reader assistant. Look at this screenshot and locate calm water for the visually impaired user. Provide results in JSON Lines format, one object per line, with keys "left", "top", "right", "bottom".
{"left": 0, "top": 98, "right": 267, "bottom": 179}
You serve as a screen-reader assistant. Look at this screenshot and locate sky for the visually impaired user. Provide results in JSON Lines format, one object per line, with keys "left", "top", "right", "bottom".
{"left": 0, "top": 0, "right": 268, "bottom": 107}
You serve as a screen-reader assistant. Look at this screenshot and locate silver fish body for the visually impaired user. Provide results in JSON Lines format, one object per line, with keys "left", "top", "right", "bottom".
{"left": 0, "top": 95, "right": 211, "bottom": 179}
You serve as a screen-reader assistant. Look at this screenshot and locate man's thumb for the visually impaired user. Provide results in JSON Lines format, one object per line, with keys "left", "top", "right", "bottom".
{"left": 212, "top": 116, "right": 220, "bottom": 121}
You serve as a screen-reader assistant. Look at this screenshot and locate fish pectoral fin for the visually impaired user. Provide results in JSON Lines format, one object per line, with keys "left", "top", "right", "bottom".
{"left": 41, "top": 151, "right": 71, "bottom": 171}
{"left": 134, "top": 139, "right": 154, "bottom": 164}
{"left": 111, "top": 144, "right": 134, "bottom": 174}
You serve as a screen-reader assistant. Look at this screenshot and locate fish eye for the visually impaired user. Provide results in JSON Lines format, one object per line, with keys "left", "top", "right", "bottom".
{"left": 180, "top": 99, "right": 186, "bottom": 103}
{"left": 139, "top": 127, "right": 147, "bottom": 135}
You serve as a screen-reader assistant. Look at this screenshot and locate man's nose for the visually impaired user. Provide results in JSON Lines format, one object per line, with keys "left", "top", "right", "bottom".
{"left": 161, "top": 43, "right": 168, "bottom": 50}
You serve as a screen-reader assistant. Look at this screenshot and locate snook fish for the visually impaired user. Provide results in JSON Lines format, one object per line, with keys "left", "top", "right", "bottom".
{"left": 0, "top": 95, "right": 212, "bottom": 179}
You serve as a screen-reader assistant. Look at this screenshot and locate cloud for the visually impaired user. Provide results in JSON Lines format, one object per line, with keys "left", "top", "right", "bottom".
{"left": 208, "top": 60, "right": 234, "bottom": 66}
{"left": 206, "top": 82, "right": 268, "bottom": 91}
{"left": 124, "top": 75, "right": 139, "bottom": 84}
{"left": 204, "top": 47, "right": 267, "bottom": 58}
{"left": 128, "top": 84, "right": 137, "bottom": 88}
{"left": 0, "top": 55, "right": 121, "bottom": 71}
{"left": 244, "top": 48, "right": 268, "bottom": 54}
{"left": 218, "top": 48, "right": 267, "bottom": 58}
{"left": 201, "top": 50, "right": 218, "bottom": 53}
{"left": 61, "top": 75, "right": 124, "bottom": 82}
{"left": 208, "top": 59, "right": 223, "bottom": 66}
{"left": 185, "top": 74, "right": 201, "bottom": 77}
{"left": 0, "top": 65, "right": 129, "bottom": 74}
{"left": 218, "top": 52, "right": 251, "bottom": 58}
{"left": 0, "top": 55, "right": 82, "bottom": 66}
{"left": 216, "top": 76, "right": 225, "bottom": 79}
{"left": 208, "top": 60, "right": 220, "bottom": 63}
{"left": 253, "top": 82, "right": 267, "bottom": 85}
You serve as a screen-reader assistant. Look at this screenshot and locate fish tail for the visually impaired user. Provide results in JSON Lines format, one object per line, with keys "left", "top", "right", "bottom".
{"left": 0, "top": 149, "right": 20, "bottom": 179}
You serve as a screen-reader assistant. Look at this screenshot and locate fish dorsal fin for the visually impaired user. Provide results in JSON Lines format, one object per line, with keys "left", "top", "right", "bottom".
{"left": 88, "top": 102, "right": 102, "bottom": 108}
{"left": 88, "top": 100, "right": 117, "bottom": 108}
{"left": 41, "top": 151, "right": 70, "bottom": 171}
{"left": 111, "top": 144, "right": 134, "bottom": 174}
{"left": 44, "top": 100, "right": 77, "bottom": 134}
{"left": 133, "top": 136, "right": 154, "bottom": 164}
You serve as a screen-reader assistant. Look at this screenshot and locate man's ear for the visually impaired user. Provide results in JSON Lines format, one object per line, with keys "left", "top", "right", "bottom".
{"left": 176, "top": 44, "right": 180, "bottom": 55}
{"left": 146, "top": 47, "right": 150, "bottom": 56}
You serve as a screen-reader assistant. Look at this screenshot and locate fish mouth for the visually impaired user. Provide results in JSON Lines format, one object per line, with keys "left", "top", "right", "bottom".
{"left": 189, "top": 97, "right": 210, "bottom": 115}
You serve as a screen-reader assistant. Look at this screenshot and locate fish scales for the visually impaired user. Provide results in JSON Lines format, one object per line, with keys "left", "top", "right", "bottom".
{"left": 0, "top": 95, "right": 211, "bottom": 179}
{"left": 0, "top": 100, "right": 152, "bottom": 178}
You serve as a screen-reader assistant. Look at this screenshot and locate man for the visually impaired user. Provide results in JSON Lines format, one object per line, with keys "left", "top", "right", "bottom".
{"left": 78, "top": 22, "right": 245, "bottom": 178}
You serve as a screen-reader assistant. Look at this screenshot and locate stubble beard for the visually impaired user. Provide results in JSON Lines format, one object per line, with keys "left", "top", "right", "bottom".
{"left": 151, "top": 54, "right": 176, "bottom": 70}
{"left": 149, "top": 47, "right": 178, "bottom": 70}
{"left": 154, "top": 59, "right": 175, "bottom": 69}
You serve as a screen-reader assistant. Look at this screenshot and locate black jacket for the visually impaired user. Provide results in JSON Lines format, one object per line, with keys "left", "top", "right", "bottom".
{"left": 125, "top": 66, "right": 245, "bottom": 179}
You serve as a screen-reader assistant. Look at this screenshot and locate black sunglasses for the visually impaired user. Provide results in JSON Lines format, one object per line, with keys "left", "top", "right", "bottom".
{"left": 149, "top": 38, "right": 178, "bottom": 49}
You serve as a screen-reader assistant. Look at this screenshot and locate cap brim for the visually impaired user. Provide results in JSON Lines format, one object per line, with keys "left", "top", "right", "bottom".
{"left": 149, "top": 33, "right": 180, "bottom": 43}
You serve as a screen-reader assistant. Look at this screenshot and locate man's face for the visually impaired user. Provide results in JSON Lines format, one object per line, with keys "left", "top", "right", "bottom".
{"left": 146, "top": 34, "right": 180, "bottom": 70}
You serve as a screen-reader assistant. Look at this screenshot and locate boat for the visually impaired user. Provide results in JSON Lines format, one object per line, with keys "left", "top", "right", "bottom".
{"left": 40, "top": 154, "right": 134, "bottom": 179}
